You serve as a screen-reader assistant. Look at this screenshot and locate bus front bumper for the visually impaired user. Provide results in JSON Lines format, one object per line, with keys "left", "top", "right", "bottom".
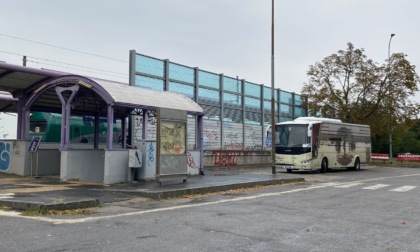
{"left": 279, "top": 164, "right": 314, "bottom": 171}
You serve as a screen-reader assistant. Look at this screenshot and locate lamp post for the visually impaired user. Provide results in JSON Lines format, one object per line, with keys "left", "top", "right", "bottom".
{"left": 388, "top": 33, "right": 395, "bottom": 164}
{"left": 271, "top": 0, "right": 276, "bottom": 174}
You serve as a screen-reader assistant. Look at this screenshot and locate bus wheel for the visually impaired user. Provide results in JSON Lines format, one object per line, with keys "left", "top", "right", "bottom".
{"left": 320, "top": 158, "right": 328, "bottom": 173}
{"left": 354, "top": 158, "right": 361, "bottom": 171}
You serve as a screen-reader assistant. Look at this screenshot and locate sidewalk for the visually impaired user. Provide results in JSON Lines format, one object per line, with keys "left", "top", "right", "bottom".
{"left": 0, "top": 167, "right": 305, "bottom": 211}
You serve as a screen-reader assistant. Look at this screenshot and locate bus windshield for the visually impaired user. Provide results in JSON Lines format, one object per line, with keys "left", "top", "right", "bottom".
{"left": 275, "top": 124, "right": 311, "bottom": 154}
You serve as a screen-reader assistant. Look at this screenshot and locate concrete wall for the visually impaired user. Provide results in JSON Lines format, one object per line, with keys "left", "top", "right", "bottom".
{"left": 187, "top": 150, "right": 201, "bottom": 175}
{"left": 0, "top": 140, "right": 31, "bottom": 176}
{"left": 204, "top": 150, "right": 271, "bottom": 168}
{"left": 104, "top": 150, "right": 129, "bottom": 184}
{"left": 35, "top": 149, "right": 61, "bottom": 176}
{"left": 32, "top": 143, "right": 76, "bottom": 176}
{"left": 60, "top": 150, "right": 105, "bottom": 183}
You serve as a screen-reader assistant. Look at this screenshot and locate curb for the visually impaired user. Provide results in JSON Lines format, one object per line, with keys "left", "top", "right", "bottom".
{"left": 107, "top": 178, "right": 305, "bottom": 200}
{"left": 0, "top": 199, "right": 100, "bottom": 211}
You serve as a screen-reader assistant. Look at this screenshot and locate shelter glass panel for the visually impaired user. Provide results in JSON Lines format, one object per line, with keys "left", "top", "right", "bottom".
{"left": 245, "top": 82, "right": 261, "bottom": 97}
{"left": 135, "top": 75, "right": 164, "bottom": 91}
{"left": 168, "top": 82, "right": 194, "bottom": 98}
{"left": 223, "top": 76, "right": 242, "bottom": 93}
{"left": 199, "top": 71, "right": 220, "bottom": 89}
{"left": 169, "top": 63, "right": 194, "bottom": 84}
{"left": 136, "top": 54, "right": 165, "bottom": 78}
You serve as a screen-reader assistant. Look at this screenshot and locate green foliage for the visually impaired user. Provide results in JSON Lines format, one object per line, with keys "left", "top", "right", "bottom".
{"left": 393, "top": 119, "right": 420, "bottom": 155}
{"left": 302, "top": 43, "right": 420, "bottom": 153}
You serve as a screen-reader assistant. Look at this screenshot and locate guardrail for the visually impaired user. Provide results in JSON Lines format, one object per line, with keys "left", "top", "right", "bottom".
{"left": 397, "top": 153, "right": 420, "bottom": 163}
{"left": 371, "top": 153, "right": 389, "bottom": 162}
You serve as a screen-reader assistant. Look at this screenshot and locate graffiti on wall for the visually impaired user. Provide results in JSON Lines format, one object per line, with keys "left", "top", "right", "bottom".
{"left": 187, "top": 151, "right": 199, "bottom": 169}
{"left": 212, "top": 151, "right": 240, "bottom": 166}
{"left": 0, "top": 141, "right": 11, "bottom": 171}
{"left": 203, "top": 120, "right": 221, "bottom": 149}
{"left": 133, "top": 114, "right": 157, "bottom": 144}
{"left": 245, "top": 125, "right": 263, "bottom": 150}
{"left": 147, "top": 142, "right": 155, "bottom": 166}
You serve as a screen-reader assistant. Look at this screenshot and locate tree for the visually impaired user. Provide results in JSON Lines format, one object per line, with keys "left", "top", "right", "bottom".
{"left": 302, "top": 42, "right": 419, "bottom": 140}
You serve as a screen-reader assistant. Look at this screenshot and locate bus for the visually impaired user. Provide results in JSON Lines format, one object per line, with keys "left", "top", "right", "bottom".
{"left": 269, "top": 117, "right": 371, "bottom": 173}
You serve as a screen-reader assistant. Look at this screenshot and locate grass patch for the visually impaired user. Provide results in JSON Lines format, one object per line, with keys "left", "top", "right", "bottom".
{"left": 21, "top": 208, "right": 94, "bottom": 216}
{"left": 0, "top": 205, "right": 13, "bottom": 211}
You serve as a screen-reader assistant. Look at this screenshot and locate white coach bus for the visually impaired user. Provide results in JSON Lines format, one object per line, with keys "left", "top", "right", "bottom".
{"left": 269, "top": 117, "right": 371, "bottom": 173}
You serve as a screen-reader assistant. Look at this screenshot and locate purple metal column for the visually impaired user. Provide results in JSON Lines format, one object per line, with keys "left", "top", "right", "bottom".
{"left": 106, "top": 104, "right": 114, "bottom": 150}
{"left": 24, "top": 109, "right": 30, "bottom": 140}
{"left": 17, "top": 95, "right": 26, "bottom": 139}
{"left": 55, "top": 85, "right": 79, "bottom": 149}
{"left": 197, "top": 115, "right": 204, "bottom": 175}
{"left": 94, "top": 115, "right": 99, "bottom": 149}
{"left": 121, "top": 116, "right": 126, "bottom": 149}
{"left": 142, "top": 109, "right": 148, "bottom": 140}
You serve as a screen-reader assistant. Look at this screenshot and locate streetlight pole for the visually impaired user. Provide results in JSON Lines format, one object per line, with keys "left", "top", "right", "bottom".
{"left": 388, "top": 33, "right": 395, "bottom": 164}
{"left": 270, "top": 0, "right": 276, "bottom": 174}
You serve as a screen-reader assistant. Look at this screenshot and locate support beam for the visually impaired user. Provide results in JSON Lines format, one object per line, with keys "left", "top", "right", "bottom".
{"left": 106, "top": 104, "right": 114, "bottom": 150}
{"left": 197, "top": 115, "right": 204, "bottom": 175}
{"left": 55, "top": 85, "right": 79, "bottom": 149}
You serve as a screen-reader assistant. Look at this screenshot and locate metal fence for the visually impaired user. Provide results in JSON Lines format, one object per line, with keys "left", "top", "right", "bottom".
{"left": 129, "top": 50, "right": 307, "bottom": 151}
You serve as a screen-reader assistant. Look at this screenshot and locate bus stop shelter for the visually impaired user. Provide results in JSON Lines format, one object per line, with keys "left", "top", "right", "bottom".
{"left": 0, "top": 62, "right": 204, "bottom": 184}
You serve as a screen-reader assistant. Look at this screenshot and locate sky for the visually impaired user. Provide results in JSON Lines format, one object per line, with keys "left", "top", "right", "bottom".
{"left": 1, "top": 0, "right": 419, "bottom": 137}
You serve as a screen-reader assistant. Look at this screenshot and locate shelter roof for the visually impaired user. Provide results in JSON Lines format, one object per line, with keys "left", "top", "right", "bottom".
{"left": 0, "top": 62, "right": 203, "bottom": 116}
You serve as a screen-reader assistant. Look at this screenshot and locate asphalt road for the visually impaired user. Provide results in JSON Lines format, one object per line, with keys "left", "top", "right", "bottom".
{"left": 1, "top": 166, "right": 420, "bottom": 252}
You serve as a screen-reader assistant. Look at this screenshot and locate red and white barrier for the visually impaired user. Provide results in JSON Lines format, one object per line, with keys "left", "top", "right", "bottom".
{"left": 397, "top": 154, "right": 420, "bottom": 162}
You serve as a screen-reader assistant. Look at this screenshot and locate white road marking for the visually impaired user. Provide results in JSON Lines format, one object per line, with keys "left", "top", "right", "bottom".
{"left": 389, "top": 186, "right": 416, "bottom": 192}
{"left": 1, "top": 172, "right": 420, "bottom": 225}
{"left": 362, "top": 184, "right": 390, "bottom": 190}
{"left": 334, "top": 183, "right": 364, "bottom": 188}
{"left": 0, "top": 193, "right": 14, "bottom": 199}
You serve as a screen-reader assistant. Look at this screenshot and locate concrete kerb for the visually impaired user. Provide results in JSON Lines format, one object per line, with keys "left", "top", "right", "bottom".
{"left": 106, "top": 178, "right": 305, "bottom": 200}
{"left": 0, "top": 198, "right": 100, "bottom": 212}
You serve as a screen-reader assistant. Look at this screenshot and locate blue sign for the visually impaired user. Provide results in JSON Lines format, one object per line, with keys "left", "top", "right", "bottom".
{"left": 28, "top": 136, "right": 42, "bottom": 152}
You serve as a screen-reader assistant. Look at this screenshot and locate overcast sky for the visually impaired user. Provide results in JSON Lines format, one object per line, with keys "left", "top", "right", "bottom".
{"left": 1, "top": 0, "right": 419, "bottom": 136}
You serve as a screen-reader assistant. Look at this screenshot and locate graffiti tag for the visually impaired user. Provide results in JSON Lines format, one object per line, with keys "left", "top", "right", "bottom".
{"left": 0, "top": 142, "right": 11, "bottom": 171}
